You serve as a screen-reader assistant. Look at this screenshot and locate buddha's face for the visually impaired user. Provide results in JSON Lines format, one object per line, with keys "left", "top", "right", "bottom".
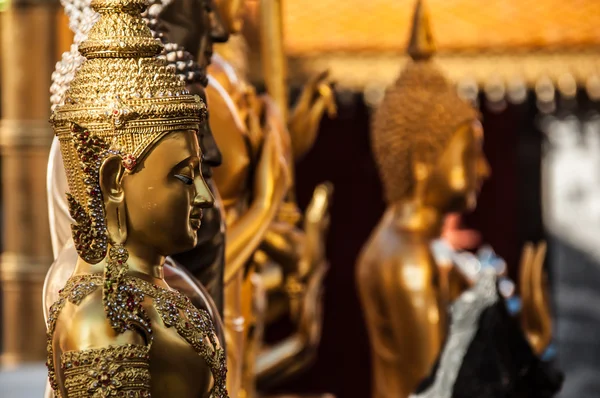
{"left": 188, "top": 84, "right": 223, "bottom": 246}
{"left": 121, "top": 130, "right": 214, "bottom": 256}
{"left": 422, "top": 120, "right": 490, "bottom": 213}
{"left": 213, "top": 0, "right": 245, "bottom": 34}
{"left": 196, "top": 0, "right": 228, "bottom": 72}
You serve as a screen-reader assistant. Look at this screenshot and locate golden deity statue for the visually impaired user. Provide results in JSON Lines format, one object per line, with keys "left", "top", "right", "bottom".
{"left": 46, "top": 0, "right": 229, "bottom": 316}
{"left": 357, "top": 2, "right": 554, "bottom": 397}
{"left": 45, "top": 0, "right": 228, "bottom": 396}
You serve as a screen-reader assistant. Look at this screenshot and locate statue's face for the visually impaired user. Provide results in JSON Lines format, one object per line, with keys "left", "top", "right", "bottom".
{"left": 189, "top": 85, "right": 224, "bottom": 246}
{"left": 424, "top": 120, "right": 490, "bottom": 213}
{"left": 122, "top": 130, "right": 214, "bottom": 255}
{"left": 199, "top": 0, "right": 229, "bottom": 71}
{"left": 213, "top": 0, "right": 245, "bottom": 34}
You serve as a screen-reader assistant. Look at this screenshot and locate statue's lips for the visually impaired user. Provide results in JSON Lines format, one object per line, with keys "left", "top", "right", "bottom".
{"left": 190, "top": 209, "right": 204, "bottom": 230}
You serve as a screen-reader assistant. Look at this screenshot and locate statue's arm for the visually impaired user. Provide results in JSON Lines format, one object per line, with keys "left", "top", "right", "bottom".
{"left": 255, "top": 259, "right": 327, "bottom": 389}
{"left": 205, "top": 78, "right": 288, "bottom": 285}
{"left": 357, "top": 251, "right": 443, "bottom": 397}
{"left": 54, "top": 295, "right": 150, "bottom": 397}
{"left": 223, "top": 125, "right": 288, "bottom": 285}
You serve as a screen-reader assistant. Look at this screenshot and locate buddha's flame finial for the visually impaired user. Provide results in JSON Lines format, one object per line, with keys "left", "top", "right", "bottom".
{"left": 407, "top": 0, "right": 436, "bottom": 61}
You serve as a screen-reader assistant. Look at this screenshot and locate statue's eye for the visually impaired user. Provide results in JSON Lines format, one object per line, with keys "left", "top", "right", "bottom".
{"left": 174, "top": 174, "right": 193, "bottom": 185}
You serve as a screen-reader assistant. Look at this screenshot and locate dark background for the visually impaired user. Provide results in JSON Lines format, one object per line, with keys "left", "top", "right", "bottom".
{"left": 267, "top": 89, "right": 547, "bottom": 397}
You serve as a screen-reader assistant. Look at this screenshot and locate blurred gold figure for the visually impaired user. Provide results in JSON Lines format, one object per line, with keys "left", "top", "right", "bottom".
{"left": 356, "top": 1, "right": 490, "bottom": 396}
{"left": 357, "top": 2, "right": 554, "bottom": 397}
{"left": 207, "top": 0, "right": 335, "bottom": 396}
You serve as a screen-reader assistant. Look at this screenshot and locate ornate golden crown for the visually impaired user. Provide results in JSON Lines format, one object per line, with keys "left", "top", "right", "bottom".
{"left": 371, "top": 0, "right": 478, "bottom": 204}
{"left": 51, "top": 0, "right": 207, "bottom": 262}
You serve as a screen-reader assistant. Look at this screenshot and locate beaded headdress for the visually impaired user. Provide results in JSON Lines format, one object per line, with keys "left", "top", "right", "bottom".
{"left": 371, "top": 0, "right": 479, "bottom": 204}
{"left": 50, "top": 0, "right": 205, "bottom": 111}
{"left": 51, "top": 0, "right": 206, "bottom": 263}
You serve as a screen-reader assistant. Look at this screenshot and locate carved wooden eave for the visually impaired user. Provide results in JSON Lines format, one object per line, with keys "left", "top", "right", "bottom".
{"left": 243, "top": 0, "right": 600, "bottom": 100}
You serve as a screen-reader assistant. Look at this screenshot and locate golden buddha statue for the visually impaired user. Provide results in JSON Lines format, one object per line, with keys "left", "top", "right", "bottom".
{"left": 357, "top": 2, "right": 555, "bottom": 397}
{"left": 356, "top": 1, "right": 489, "bottom": 396}
{"left": 45, "top": 0, "right": 228, "bottom": 396}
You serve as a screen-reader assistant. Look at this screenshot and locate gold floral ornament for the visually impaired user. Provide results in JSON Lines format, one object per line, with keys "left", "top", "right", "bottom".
{"left": 50, "top": 0, "right": 207, "bottom": 263}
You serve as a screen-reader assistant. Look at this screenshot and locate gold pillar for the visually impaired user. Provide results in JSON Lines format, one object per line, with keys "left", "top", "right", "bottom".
{"left": 0, "top": 0, "right": 58, "bottom": 365}
{"left": 259, "top": 0, "right": 288, "bottom": 124}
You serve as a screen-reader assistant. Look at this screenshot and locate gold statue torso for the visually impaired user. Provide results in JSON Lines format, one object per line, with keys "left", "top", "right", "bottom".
{"left": 48, "top": 274, "right": 225, "bottom": 398}
{"left": 357, "top": 208, "right": 445, "bottom": 398}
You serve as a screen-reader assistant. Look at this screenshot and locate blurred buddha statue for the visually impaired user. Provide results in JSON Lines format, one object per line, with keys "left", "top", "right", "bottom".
{"left": 45, "top": 0, "right": 228, "bottom": 395}
{"left": 357, "top": 2, "right": 558, "bottom": 397}
{"left": 357, "top": 0, "right": 487, "bottom": 395}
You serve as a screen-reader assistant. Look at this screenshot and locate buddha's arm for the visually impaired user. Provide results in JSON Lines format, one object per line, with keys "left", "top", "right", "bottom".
{"left": 54, "top": 296, "right": 150, "bottom": 397}
{"left": 255, "top": 335, "right": 310, "bottom": 389}
{"left": 252, "top": 184, "right": 332, "bottom": 385}
{"left": 519, "top": 242, "right": 553, "bottom": 356}
{"left": 357, "top": 249, "right": 444, "bottom": 397}
{"left": 260, "top": 182, "right": 332, "bottom": 276}
{"left": 255, "top": 259, "right": 327, "bottom": 388}
{"left": 225, "top": 197, "right": 283, "bottom": 284}
{"left": 288, "top": 70, "right": 337, "bottom": 161}
{"left": 257, "top": 222, "right": 303, "bottom": 276}
{"left": 224, "top": 127, "right": 289, "bottom": 284}
{"left": 389, "top": 260, "right": 445, "bottom": 393}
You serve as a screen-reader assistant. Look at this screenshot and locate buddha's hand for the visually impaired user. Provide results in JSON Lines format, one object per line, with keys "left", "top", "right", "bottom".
{"left": 299, "top": 182, "right": 333, "bottom": 279}
{"left": 288, "top": 70, "right": 337, "bottom": 161}
{"left": 441, "top": 213, "right": 481, "bottom": 251}
{"left": 261, "top": 221, "right": 305, "bottom": 274}
{"left": 296, "top": 259, "right": 328, "bottom": 347}
{"left": 519, "top": 241, "right": 552, "bottom": 356}
{"left": 254, "top": 126, "right": 290, "bottom": 208}
{"left": 238, "top": 84, "right": 263, "bottom": 158}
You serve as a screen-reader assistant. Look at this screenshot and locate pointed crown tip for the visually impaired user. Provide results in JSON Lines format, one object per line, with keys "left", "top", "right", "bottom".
{"left": 407, "top": 0, "right": 436, "bottom": 61}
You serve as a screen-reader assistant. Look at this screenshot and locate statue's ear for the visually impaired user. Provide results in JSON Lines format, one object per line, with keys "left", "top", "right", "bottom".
{"left": 99, "top": 155, "right": 127, "bottom": 244}
{"left": 411, "top": 143, "right": 432, "bottom": 181}
{"left": 410, "top": 143, "right": 433, "bottom": 203}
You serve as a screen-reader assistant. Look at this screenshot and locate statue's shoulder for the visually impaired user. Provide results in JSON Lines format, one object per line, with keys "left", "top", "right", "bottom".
{"left": 51, "top": 275, "right": 145, "bottom": 352}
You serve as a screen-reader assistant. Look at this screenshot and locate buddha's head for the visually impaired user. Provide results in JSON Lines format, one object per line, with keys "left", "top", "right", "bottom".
{"left": 151, "top": 0, "right": 228, "bottom": 79}
{"left": 371, "top": 0, "right": 490, "bottom": 215}
{"left": 51, "top": 0, "right": 214, "bottom": 264}
{"left": 213, "top": 0, "right": 245, "bottom": 35}
{"left": 140, "top": 0, "right": 229, "bottom": 248}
